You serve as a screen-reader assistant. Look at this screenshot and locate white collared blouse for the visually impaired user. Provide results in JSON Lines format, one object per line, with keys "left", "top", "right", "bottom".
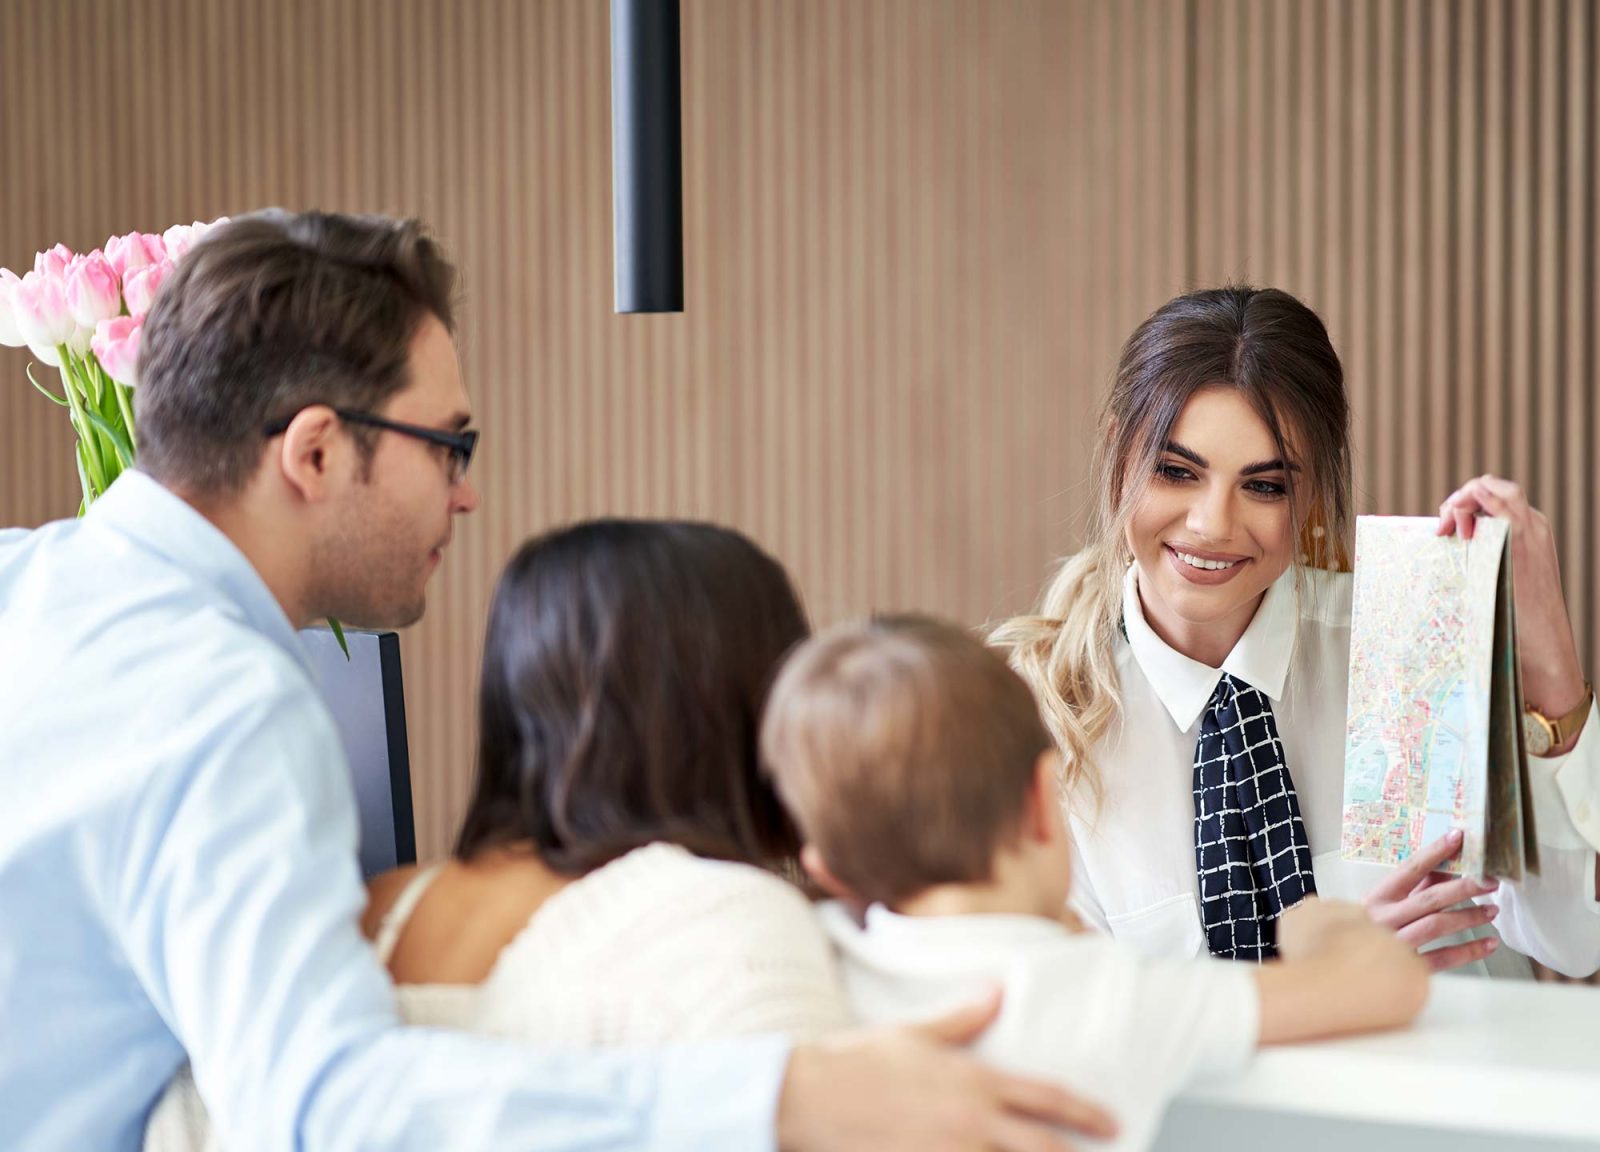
{"left": 1065, "top": 564, "right": 1600, "bottom": 979}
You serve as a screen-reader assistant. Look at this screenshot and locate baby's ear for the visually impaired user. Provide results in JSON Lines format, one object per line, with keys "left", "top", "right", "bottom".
{"left": 801, "top": 843, "right": 861, "bottom": 903}
{"left": 1026, "top": 749, "right": 1067, "bottom": 843}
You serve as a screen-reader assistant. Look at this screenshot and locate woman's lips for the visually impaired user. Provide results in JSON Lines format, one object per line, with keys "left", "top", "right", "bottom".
{"left": 1164, "top": 544, "right": 1249, "bottom": 586}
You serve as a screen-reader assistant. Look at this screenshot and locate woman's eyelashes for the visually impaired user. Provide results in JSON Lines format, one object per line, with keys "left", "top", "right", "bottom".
{"left": 1154, "top": 460, "right": 1288, "bottom": 500}
{"left": 1244, "top": 477, "right": 1289, "bottom": 500}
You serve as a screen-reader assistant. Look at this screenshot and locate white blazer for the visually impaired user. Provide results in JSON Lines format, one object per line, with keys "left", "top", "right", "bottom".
{"left": 1066, "top": 564, "right": 1600, "bottom": 979}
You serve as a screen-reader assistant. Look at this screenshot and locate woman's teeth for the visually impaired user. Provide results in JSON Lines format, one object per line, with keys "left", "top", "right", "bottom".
{"left": 1174, "top": 550, "right": 1238, "bottom": 571}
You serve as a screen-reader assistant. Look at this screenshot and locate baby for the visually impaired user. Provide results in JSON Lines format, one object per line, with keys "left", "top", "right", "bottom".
{"left": 761, "top": 614, "right": 1429, "bottom": 1151}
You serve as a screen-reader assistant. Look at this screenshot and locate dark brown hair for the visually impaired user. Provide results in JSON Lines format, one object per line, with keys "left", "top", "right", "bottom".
{"left": 135, "top": 209, "right": 457, "bottom": 494}
{"left": 762, "top": 614, "right": 1053, "bottom": 907}
{"left": 455, "top": 519, "right": 808, "bottom": 874}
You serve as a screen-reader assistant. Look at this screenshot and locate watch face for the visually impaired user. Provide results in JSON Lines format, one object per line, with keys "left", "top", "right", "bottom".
{"left": 1523, "top": 712, "right": 1553, "bottom": 756}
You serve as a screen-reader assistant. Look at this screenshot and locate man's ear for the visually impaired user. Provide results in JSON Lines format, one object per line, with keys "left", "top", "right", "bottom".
{"left": 800, "top": 843, "right": 862, "bottom": 903}
{"left": 1024, "top": 749, "right": 1066, "bottom": 845}
{"left": 276, "top": 405, "right": 342, "bottom": 503}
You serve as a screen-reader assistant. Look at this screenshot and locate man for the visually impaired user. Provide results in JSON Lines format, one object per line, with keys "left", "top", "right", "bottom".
{"left": 0, "top": 210, "right": 1114, "bottom": 1151}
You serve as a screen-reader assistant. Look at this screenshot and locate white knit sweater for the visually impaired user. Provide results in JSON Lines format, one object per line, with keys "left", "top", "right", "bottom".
{"left": 146, "top": 842, "right": 849, "bottom": 1150}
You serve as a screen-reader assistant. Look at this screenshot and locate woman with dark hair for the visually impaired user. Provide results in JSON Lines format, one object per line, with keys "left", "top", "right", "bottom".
{"left": 992, "top": 285, "right": 1600, "bottom": 980}
{"left": 451, "top": 518, "right": 807, "bottom": 875}
{"left": 358, "top": 519, "right": 847, "bottom": 1040}
{"left": 150, "top": 519, "right": 850, "bottom": 1151}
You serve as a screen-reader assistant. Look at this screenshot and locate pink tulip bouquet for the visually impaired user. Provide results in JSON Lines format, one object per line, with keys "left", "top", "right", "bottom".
{"left": 0, "top": 218, "right": 226, "bottom": 512}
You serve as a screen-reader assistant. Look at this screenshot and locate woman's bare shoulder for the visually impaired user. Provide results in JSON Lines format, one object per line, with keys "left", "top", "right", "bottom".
{"left": 362, "top": 863, "right": 423, "bottom": 941}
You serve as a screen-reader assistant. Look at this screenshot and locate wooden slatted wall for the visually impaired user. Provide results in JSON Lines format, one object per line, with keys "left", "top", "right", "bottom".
{"left": 1, "top": 0, "right": 1594, "bottom": 862}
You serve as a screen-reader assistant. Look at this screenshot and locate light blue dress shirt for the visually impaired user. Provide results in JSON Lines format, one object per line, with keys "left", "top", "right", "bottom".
{"left": 0, "top": 470, "right": 789, "bottom": 1151}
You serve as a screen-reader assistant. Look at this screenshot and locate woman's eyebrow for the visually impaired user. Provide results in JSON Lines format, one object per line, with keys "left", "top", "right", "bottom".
{"left": 1163, "top": 440, "right": 1206, "bottom": 467}
{"left": 1241, "top": 458, "right": 1301, "bottom": 476}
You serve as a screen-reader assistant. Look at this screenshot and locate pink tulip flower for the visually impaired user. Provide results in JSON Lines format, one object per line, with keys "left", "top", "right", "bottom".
{"left": 33, "top": 243, "right": 73, "bottom": 280}
{"left": 66, "top": 252, "right": 123, "bottom": 328}
{"left": 165, "top": 216, "right": 230, "bottom": 262}
{"left": 162, "top": 224, "right": 197, "bottom": 262}
{"left": 0, "top": 269, "right": 25, "bottom": 349}
{"left": 12, "top": 268, "right": 81, "bottom": 366}
{"left": 122, "top": 260, "right": 173, "bottom": 319}
{"left": 105, "top": 233, "right": 157, "bottom": 280}
{"left": 92, "top": 315, "right": 143, "bottom": 387}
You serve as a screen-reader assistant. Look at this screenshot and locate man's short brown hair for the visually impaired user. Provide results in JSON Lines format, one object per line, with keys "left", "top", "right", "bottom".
{"left": 761, "top": 614, "right": 1053, "bottom": 906}
{"left": 136, "top": 209, "right": 457, "bottom": 495}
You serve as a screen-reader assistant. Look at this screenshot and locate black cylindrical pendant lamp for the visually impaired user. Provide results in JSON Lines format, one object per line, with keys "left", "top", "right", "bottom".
{"left": 611, "top": 0, "right": 683, "bottom": 313}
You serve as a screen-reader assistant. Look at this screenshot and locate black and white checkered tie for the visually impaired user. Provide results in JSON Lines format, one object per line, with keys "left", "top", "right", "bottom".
{"left": 1192, "top": 673, "right": 1317, "bottom": 961}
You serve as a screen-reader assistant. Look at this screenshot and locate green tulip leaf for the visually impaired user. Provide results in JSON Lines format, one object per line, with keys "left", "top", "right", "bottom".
{"left": 327, "top": 617, "right": 351, "bottom": 660}
{"left": 26, "top": 363, "right": 69, "bottom": 406}
{"left": 83, "top": 408, "right": 135, "bottom": 471}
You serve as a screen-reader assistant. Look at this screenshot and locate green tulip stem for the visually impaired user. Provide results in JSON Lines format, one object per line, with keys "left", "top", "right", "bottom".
{"left": 56, "top": 348, "right": 108, "bottom": 501}
{"left": 82, "top": 355, "right": 114, "bottom": 466}
{"left": 100, "top": 359, "right": 137, "bottom": 463}
{"left": 71, "top": 351, "right": 121, "bottom": 491}
{"left": 74, "top": 443, "right": 93, "bottom": 514}
{"left": 112, "top": 376, "right": 136, "bottom": 445}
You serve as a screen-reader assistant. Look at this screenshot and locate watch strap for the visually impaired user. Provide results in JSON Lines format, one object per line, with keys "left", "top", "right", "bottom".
{"left": 1542, "top": 682, "right": 1595, "bottom": 746}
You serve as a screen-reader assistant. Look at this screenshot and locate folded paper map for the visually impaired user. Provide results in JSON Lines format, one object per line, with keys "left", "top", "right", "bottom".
{"left": 1341, "top": 516, "right": 1538, "bottom": 881}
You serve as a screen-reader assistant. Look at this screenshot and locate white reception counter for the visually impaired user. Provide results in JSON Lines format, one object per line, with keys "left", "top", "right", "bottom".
{"left": 1154, "top": 976, "right": 1600, "bottom": 1151}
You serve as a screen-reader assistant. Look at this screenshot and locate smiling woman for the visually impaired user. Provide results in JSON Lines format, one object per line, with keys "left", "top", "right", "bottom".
{"left": 1130, "top": 387, "right": 1306, "bottom": 669}
{"left": 991, "top": 285, "right": 1600, "bottom": 982}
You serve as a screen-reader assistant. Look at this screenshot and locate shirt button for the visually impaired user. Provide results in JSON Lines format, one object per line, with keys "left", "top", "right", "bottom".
{"left": 1578, "top": 800, "right": 1593, "bottom": 825}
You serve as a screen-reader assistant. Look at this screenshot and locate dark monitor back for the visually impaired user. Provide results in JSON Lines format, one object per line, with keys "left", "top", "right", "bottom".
{"left": 301, "top": 628, "right": 417, "bottom": 879}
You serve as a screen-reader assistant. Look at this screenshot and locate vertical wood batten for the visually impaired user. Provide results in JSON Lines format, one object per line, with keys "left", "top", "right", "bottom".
{"left": 1429, "top": 0, "right": 1453, "bottom": 506}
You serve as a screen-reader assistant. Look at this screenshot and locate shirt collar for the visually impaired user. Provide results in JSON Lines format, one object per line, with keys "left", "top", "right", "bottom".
{"left": 821, "top": 901, "right": 1077, "bottom": 968}
{"left": 1121, "top": 562, "right": 1298, "bottom": 731}
{"left": 89, "top": 470, "right": 312, "bottom": 675}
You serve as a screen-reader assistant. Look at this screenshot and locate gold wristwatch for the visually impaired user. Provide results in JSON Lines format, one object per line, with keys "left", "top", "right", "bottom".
{"left": 1523, "top": 682, "right": 1594, "bottom": 757}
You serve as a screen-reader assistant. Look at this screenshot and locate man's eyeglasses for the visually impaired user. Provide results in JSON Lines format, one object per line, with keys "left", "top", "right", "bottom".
{"left": 264, "top": 407, "right": 479, "bottom": 484}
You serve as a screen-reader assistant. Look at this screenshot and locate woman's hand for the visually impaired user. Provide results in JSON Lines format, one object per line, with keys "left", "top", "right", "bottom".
{"left": 1436, "top": 475, "right": 1588, "bottom": 741}
{"left": 1363, "top": 829, "right": 1500, "bottom": 971}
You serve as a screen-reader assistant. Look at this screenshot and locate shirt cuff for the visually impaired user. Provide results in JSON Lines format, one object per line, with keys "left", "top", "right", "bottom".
{"left": 649, "top": 1034, "right": 791, "bottom": 1152}
{"left": 1536, "top": 701, "right": 1600, "bottom": 853}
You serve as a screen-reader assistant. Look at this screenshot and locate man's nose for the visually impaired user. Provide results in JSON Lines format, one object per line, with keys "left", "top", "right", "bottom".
{"left": 453, "top": 475, "right": 481, "bottom": 513}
